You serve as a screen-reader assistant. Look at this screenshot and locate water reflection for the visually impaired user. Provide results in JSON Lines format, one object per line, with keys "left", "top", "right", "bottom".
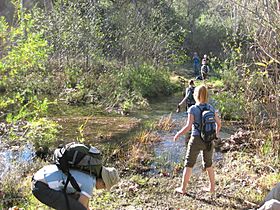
{"left": 150, "top": 132, "right": 186, "bottom": 174}
{"left": 0, "top": 96, "right": 230, "bottom": 179}
{"left": 0, "top": 143, "right": 34, "bottom": 179}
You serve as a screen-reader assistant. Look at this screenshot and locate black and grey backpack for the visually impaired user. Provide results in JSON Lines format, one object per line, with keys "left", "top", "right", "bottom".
{"left": 53, "top": 142, "right": 103, "bottom": 192}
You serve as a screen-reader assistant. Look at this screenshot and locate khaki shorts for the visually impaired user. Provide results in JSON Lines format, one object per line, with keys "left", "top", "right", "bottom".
{"left": 184, "top": 135, "right": 214, "bottom": 168}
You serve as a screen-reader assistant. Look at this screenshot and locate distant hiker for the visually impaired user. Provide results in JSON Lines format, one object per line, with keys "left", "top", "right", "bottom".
{"left": 176, "top": 80, "right": 196, "bottom": 112}
{"left": 31, "top": 164, "right": 120, "bottom": 210}
{"left": 193, "top": 52, "right": 200, "bottom": 76}
{"left": 201, "top": 59, "right": 210, "bottom": 80}
{"left": 203, "top": 54, "right": 209, "bottom": 64}
{"left": 173, "top": 85, "right": 222, "bottom": 195}
{"left": 258, "top": 183, "right": 280, "bottom": 210}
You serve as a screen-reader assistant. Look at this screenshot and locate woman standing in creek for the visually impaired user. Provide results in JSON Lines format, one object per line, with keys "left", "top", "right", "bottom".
{"left": 173, "top": 85, "right": 222, "bottom": 195}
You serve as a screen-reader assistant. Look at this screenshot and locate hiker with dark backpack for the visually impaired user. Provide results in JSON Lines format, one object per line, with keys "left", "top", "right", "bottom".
{"left": 173, "top": 85, "right": 221, "bottom": 195}
{"left": 31, "top": 142, "right": 120, "bottom": 210}
{"left": 176, "top": 80, "right": 196, "bottom": 112}
{"left": 201, "top": 59, "right": 210, "bottom": 80}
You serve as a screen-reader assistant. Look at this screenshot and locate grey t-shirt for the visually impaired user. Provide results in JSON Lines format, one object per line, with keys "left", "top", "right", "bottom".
{"left": 187, "top": 103, "right": 216, "bottom": 136}
{"left": 33, "top": 164, "right": 96, "bottom": 198}
{"left": 264, "top": 183, "right": 280, "bottom": 202}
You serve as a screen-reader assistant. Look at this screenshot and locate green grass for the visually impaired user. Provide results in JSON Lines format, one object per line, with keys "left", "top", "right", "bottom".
{"left": 207, "top": 77, "right": 224, "bottom": 88}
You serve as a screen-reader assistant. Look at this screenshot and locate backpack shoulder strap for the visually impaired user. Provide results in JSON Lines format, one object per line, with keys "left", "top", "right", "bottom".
{"left": 207, "top": 104, "right": 214, "bottom": 112}
{"left": 193, "top": 105, "right": 203, "bottom": 131}
{"left": 70, "top": 173, "right": 81, "bottom": 192}
{"left": 194, "top": 104, "right": 210, "bottom": 129}
{"left": 190, "top": 87, "right": 195, "bottom": 94}
{"left": 62, "top": 171, "right": 81, "bottom": 210}
{"left": 186, "top": 87, "right": 192, "bottom": 97}
{"left": 197, "top": 105, "right": 202, "bottom": 112}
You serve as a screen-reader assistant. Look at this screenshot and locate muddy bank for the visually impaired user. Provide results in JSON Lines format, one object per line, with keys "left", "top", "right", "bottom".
{"left": 53, "top": 116, "right": 141, "bottom": 144}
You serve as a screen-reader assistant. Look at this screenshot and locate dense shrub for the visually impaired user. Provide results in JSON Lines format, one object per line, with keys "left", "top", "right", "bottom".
{"left": 25, "top": 118, "right": 60, "bottom": 150}
{"left": 123, "top": 65, "right": 175, "bottom": 98}
{"left": 212, "top": 91, "right": 245, "bottom": 120}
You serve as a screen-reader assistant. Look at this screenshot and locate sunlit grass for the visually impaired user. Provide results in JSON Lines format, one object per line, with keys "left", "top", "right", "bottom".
{"left": 215, "top": 150, "right": 279, "bottom": 206}
{"left": 207, "top": 77, "right": 224, "bottom": 88}
{"left": 155, "top": 113, "right": 176, "bottom": 131}
{"left": 134, "top": 130, "right": 161, "bottom": 144}
{"left": 127, "top": 144, "right": 152, "bottom": 167}
{"left": 130, "top": 175, "right": 149, "bottom": 186}
{"left": 0, "top": 159, "right": 47, "bottom": 209}
{"left": 258, "top": 173, "right": 280, "bottom": 191}
{"left": 260, "top": 129, "right": 280, "bottom": 159}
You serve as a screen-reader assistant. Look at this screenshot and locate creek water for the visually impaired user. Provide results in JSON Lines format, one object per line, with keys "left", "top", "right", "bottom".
{"left": 0, "top": 142, "right": 34, "bottom": 179}
{"left": 149, "top": 111, "right": 231, "bottom": 176}
{"left": 0, "top": 94, "right": 233, "bottom": 179}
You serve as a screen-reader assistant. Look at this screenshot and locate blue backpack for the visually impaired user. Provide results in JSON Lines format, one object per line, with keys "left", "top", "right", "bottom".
{"left": 197, "top": 105, "right": 217, "bottom": 143}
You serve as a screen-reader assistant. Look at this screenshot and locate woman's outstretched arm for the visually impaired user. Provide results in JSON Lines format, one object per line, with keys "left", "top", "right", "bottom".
{"left": 214, "top": 111, "right": 222, "bottom": 137}
{"left": 174, "top": 113, "right": 194, "bottom": 141}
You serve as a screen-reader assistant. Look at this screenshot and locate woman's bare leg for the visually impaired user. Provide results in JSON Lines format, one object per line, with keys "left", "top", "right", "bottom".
{"left": 175, "top": 167, "right": 192, "bottom": 194}
{"left": 206, "top": 166, "right": 215, "bottom": 193}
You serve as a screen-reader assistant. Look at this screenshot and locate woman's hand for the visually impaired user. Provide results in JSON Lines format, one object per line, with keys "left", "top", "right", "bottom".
{"left": 173, "top": 133, "right": 180, "bottom": 141}
{"left": 216, "top": 131, "right": 221, "bottom": 138}
{"left": 78, "top": 194, "right": 89, "bottom": 209}
{"left": 174, "top": 113, "right": 193, "bottom": 142}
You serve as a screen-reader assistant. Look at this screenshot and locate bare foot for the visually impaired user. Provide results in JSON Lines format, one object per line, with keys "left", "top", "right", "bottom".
{"left": 202, "top": 187, "right": 215, "bottom": 194}
{"left": 176, "top": 105, "right": 180, "bottom": 113}
{"left": 174, "top": 187, "right": 186, "bottom": 195}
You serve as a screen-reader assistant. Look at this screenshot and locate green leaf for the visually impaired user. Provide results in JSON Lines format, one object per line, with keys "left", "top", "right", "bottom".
{"left": 268, "top": 60, "right": 274, "bottom": 65}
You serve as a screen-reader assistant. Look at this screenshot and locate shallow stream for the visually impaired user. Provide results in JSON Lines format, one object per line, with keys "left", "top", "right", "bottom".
{"left": 150, "top": 111, "right": 233, "bottom": 175}
{"left": 0, "top": 94, "right": 234, "bottom": 178}
{"left": 0, "top": 142, "right": 34, "bottom": 179}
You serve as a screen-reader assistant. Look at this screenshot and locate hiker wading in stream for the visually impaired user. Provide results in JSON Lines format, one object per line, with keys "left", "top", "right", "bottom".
{"left": 173, "top": 85, "right": 221, "bottom": 195}
{"left": 176, "top": 79, "right": 196, "bottom": 113}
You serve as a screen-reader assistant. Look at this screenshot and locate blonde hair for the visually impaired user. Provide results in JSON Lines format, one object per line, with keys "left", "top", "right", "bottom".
{"left": 194, "top": 85, "right": 208, "bottom": 103}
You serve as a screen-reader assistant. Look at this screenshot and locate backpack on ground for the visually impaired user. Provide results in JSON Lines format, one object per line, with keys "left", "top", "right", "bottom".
{"left": 197, "top": 105, "right": 217, "bottom": 144}
{"left": 53, "top": 142, "right": 103, "bottom": 192}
